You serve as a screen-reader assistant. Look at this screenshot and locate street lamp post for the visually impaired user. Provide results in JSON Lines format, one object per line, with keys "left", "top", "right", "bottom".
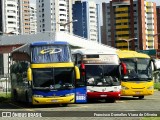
{"left": 57, "top": 20, "right": 78, "bottom": 32}
{"left": 119, "top": 38, "right": 138, "bottom": 50}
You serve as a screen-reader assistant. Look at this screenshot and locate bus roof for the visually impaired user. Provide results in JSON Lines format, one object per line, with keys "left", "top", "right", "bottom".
{"left": 72, "top": 49, "right": 117, "bottom": 55}
{"left": 11, "top": 41, "right": 70, "bottom": 61}
{"left": 11, "top": 41, "right": 69, "bottom": 54}
{"left": 31, "top": 41, "right": 69, "bottom": 46}
{"left": 117, "top": 50, "right": 150, "bottom": 58}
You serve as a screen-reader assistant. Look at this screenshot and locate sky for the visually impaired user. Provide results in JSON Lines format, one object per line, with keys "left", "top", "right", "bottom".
{"left": 30, "top": 0, "right": 160, "bottom": 6}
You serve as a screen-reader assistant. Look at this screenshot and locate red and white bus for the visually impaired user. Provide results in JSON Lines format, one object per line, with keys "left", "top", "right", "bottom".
{"left": 72, "top": 49, "right": 126, "bottom": 103}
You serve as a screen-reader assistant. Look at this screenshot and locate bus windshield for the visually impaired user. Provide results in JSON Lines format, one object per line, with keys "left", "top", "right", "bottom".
{"left": 85, "top": 65, "right": 120, "bottom": 86}
{"left": 121, "top": 58, "right": 152, "bottom": 81}
{"left": 32, "top": 68, "right": 74, "bottom": 90}
{"left": 31, "top": 45, "right": 71, "bottom": 63}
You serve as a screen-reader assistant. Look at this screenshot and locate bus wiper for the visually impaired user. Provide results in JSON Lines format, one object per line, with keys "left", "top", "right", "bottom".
{"left": 33, "top": 87, "right": 50, "bottom": 90}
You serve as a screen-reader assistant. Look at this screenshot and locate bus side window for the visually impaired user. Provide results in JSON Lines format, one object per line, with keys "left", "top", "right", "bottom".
{"left": 72, "top": 54, "right": 76, "bottom": 64}
{"left": 77, "top": 54, "right": 82, "bottom": 67}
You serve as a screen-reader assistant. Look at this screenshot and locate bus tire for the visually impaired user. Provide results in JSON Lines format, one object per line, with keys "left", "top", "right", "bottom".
{"left": 139, "top": 96, "right": 144, "bottom": 99}
{"left": 13, "top": 90, "right": 18, "bottom": 102}
{"left": 106, "top": 99, "right": 116, "bottom": 103}
{"left": 25, "top": 92, "right": 33, "bottom": 107}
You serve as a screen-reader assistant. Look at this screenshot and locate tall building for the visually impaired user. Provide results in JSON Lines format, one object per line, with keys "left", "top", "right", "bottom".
{"left": 18, "top": 0, "right": 30, "bottom": 34}
{"left": 157, "top": 6, "right": 160, "bottom": 49}
{"left": 0, "top": 0, "right": 30, "bottom": 35}
{"left": 101, "top": 0, "right": 158, "bottom": 50}
{"left": 1, "top": 0, "right": 19, "bottom": 34}
{"left": 156, "top": 6, "right": 160, "bottom": 58}
{"left": 72, "top": 0, "right": 101, "bottom": 42}
{"left": 36, "top": 0, "right": 73, "bottom": 33}
{"left": 30, "top": 3, "right": 37, "bottom": 34}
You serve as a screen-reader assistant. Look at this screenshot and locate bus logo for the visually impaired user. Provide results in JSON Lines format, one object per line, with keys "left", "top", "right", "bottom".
{"left": 40, "top": 48, "right": 62, "bottom": 54}
{"left": 50, "top": 85, "right": 54, "bottom": 89}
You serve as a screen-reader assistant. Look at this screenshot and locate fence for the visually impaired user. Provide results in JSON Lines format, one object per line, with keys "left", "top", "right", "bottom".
{"left": 0, "top": 74, "right": 11, "bottom": 94}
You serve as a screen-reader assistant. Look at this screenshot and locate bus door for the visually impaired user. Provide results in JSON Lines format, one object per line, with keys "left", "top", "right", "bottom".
{"left": 73, "top": 53, "right": 87, "bottom": 103}
{"left": 75, "top": 63, "right": 87, "bottom": 103}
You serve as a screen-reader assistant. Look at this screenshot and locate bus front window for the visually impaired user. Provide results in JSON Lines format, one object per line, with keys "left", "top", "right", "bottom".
{"left": 137, "top": 58, "right": 152, "bottom": 80}
{"left": 122, "top": 58, "right": 152, "bottom": 81}
{"left": 85, "top": 65, "right": 120, "bottom": 86}
{"left": 32, "top": 68, "right": 74, "bottom": 89}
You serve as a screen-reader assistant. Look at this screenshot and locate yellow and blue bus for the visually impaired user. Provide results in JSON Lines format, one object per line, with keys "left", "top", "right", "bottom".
{"left": 10, "top": 41, "right": 87, "bottom": 106}
{"left": 117, "top": 50, "right": 156, "bottom": 99}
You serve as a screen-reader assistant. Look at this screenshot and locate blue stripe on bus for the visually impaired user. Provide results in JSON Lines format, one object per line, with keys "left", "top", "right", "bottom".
{"left": 33, "top": 89, "right": 75, "bottom": 97}
{"left": 31, "top": 41, "right": 69, "bottom": 46}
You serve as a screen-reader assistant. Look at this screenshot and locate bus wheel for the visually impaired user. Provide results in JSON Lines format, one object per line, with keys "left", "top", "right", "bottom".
{"left": 13, "top": 90, "right": 18, "bottom": 102}
{"left": 87, "top": 98, "right": 95, "bottom": 103}
{"left": 106, "top": 99, "right": 116, "bottom": 103}
{"left": 25, "top": 92, "right": 33, "bottom": 107}
{"left": 59, "top": 104, "right": 68, "bottom": 107}
{"left": 139, "top": 96, "right": 144, "bottom": 99}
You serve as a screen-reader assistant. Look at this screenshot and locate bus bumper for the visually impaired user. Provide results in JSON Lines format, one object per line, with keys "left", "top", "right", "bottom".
{"left": 32, "top": 95, "right": 75, "bottom": 105}
{"left": 121, "top": 89, "right": 154, "bottom": 96}
{"left": 87, "top": 91, "right": 121, "bottom": 100}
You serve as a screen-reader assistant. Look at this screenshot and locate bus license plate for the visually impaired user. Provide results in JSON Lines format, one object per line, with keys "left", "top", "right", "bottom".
{"left": 100, "top": 95, "right": 107, "bottom": 97}
{"left": 52, "top": 100, "right": 58, "bottom": 102}
{"left": 135, "top": 92, "right": 140, "bottom": 94}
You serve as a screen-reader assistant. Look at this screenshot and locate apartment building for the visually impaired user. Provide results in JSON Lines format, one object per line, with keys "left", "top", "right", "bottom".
{"left": 72, "top": 0, "right": 101, "bottom": 42}
{"left": 156, "top": 6, "right": 160, "bottom": 58}
{"left": 36, "top": 0, "right": 73, "bottom": 33}
{"left": 30, "top": 3, "right": 37, "bottom": 34}
{"left": 1, "top": 0, "right": 19, "bottom": 34}
{"left": 101, "top": 0, "right": 158, "bottom": 50}
{"left": 18, "top": 0, "right": 30, "bottom": 34}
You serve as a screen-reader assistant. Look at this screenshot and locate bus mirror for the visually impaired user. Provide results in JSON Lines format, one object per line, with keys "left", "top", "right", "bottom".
{"left": 80, "top": 63, "right": 85, "bottom": 76}
{"left": 81, "top": 63, "right": 85, "bottom": 69}
{"left": 27, "top": 67, "right": 32, "bottom": 81}
{"left": 74, "top": 66, "right": 80, "bottom": 79}
{"left": 121, "top": 62, "right": 127, "bottom": 75}
{"left": 152, "top": 59, "right": 160, "bottom": 71}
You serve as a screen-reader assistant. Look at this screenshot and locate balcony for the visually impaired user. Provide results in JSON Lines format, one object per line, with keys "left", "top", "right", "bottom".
{"left": 115, "top": 7, "right": 128, "bottom": 12}
{"left": 116, "top": 31, "right": 129, "bottom": 35}
{"left": 115, "top": 13, "right": 129, "bottom": 18}
{"left": 116, "top": 19, "right": 129, "bottom": 23}
{"left": 116, "top": 25, "right": 129, "bottom": 29}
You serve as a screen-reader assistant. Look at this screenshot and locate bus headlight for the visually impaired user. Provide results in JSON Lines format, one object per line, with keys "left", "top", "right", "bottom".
{"left": 147, "top": 86, "right": 153, "bottom": 90}
{"left": 87, "top": 89, "right": 94, "bottom": 92}
{"left": 113, "top": 87, "right": 121, "bottom": 92}
{"left": 65, "top": 93, "right": 74, "bottom": 96}
{"left": 122, "top": 86, "right": 129, "bottom": 90}
{"left": 33, "top": 95, "right": 44, "bottom": 98}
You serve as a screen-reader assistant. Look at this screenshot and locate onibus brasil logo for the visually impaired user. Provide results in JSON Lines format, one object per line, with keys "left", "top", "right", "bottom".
{"left": 40, "top": 48, "right": 62, "bottom": 54}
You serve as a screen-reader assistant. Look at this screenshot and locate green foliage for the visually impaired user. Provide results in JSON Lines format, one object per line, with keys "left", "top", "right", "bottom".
{"left": 10, "top": 62, "right": 28, "bottom": 74}
{"left": 154, "top": 82, "right": 160, "bottom": 90}
{"left": 0, "top": 92, "right": 11, "bottom": 102}
{"left": 141, "top": 117, "right": 160, "bottom": 120}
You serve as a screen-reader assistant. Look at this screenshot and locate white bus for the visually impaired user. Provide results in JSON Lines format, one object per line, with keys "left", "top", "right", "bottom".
{"left": 72, "top": 49, "right": 126, "bottom": 103}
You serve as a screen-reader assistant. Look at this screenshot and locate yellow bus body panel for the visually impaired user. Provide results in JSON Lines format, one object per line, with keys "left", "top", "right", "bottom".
{"left": 31, "top": 62, "right": 74, "bottom": 68}
{"left": 121, "top": 81, "right": 154, "bottom": 96}
{"left": 32, "top": 95, "right": 75, "bottom": 105}
{"left": 117, "top": 50, "right": 154, "bottom": 96}
{"left": 117, "top": 50, "right": 150, "bottom": 59}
